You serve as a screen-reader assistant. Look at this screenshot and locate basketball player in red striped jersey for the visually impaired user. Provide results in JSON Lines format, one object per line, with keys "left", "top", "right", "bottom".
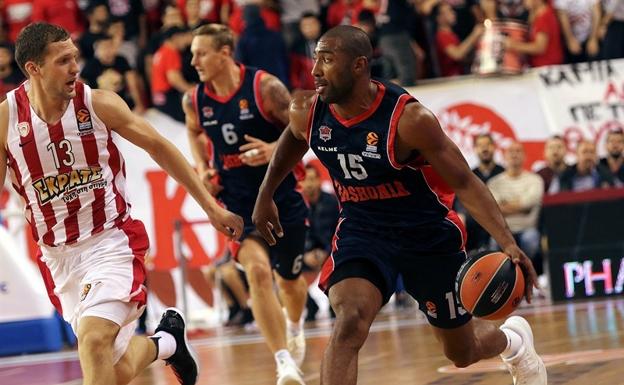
{"left": 0, "top": 23, "right": 243, "bottom": 385}
{"left": 254, "top": 26, "right": 547, "bottom": 385}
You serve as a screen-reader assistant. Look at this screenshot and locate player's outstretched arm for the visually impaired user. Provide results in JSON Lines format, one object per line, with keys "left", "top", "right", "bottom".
{"left": 252, "top": 91, "right": 314, "bottom": 245}
{"left": 396, "top": 102, "right": 538, "bottom": 301}
{"left": 92, "top": 89, "right": 243, "bottom": 239}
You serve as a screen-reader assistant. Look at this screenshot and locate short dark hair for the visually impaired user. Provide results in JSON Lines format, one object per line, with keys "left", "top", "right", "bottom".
{"left": 473, "top": 132, "right": 494, "bottom": 146}
{"left": 193, "top": 23, "right": 234, "bottom": 51}
{"left": 321, "top": 25, "right": 373, "bottom": 61}
{"left": 15, "top": 22, "right": 70, "bottom": 76}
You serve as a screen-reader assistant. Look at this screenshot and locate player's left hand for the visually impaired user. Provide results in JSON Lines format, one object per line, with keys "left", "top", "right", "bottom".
{"left": 239, "top": 135, "right": 275, "bottom": 166}
{"left": 503, "top": 244, "right": 538, "bottom": 304}
{"left": 252, "top": 196, "right": 283, "bottom": 246}
{"left": 208, "top": 206, "right": 244, "bottom": 240}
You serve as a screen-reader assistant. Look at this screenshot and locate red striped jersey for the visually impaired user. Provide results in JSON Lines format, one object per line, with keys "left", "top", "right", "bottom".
{"left": 5, "top": 81, "right": 130, "bottom": 247}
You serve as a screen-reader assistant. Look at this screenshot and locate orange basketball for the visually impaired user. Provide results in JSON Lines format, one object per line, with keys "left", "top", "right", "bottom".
{"left": 455, "top": 251, "right": 525, "bottom": 320}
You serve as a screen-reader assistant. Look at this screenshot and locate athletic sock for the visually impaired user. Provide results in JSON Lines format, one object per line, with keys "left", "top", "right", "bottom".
{"left": 500, "top": 328, "right": 523, "bottom": 359}
{"left": 150, "top": 331, "right": 177, "bottom": 360}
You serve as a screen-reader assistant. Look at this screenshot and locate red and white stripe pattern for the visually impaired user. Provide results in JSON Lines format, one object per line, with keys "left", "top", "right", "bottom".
{"left": 5, "top": 81, "right": 131, "bottom": 247}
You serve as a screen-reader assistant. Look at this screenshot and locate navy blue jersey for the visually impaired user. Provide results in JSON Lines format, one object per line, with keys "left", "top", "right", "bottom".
{"left": 194, "top": 64, "right": 306, "bottom": 226}
{"left": 308, "top": 80, "right": 466, "bottom": 243}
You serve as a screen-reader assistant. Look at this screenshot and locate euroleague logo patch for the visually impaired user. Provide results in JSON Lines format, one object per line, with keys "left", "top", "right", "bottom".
{"left": 76, "top": 108, "right": 93, "bottom": 133}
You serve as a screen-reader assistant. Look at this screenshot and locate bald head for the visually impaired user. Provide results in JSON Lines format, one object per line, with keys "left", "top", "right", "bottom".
{"left": 321, "top": 25, "right": 373, "bottom": 61}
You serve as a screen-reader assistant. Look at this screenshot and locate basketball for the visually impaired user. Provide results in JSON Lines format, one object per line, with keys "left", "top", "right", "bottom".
{"left": 456, "top": 251, "right": 525, "bottom": 320}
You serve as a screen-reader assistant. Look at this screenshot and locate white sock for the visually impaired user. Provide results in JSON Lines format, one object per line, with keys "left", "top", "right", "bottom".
{"left": 286, "top": 315, "right": 303, "bottom": 337}
{"left": 275, "top": 349, "right": 293, "bottom": 365}
{"left": 500, "top": 328, "right": 523, "bottom": 359}
{"left": 150, "top": 331, "right": 177, "bottom": 360}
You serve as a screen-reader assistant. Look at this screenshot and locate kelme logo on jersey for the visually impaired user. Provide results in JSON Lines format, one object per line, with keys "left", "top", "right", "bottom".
{"left": 239, "top": 98, "right": 254, "bottom": 120}
{"left": 32, "top": 167, "right": 105, "bottom": 205}
{"left": 17, "top": 122, "right": 30, "bottom": 137}
{"left": 319, "top": 125, "right": 332, "bottom": 142}
{"left": 76, "top": 108, "right": 93, "bottom": 133}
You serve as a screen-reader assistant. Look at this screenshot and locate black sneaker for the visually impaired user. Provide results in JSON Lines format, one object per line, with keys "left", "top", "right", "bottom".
{"left": 155, "top": 308, "right": 199, "bottom": 385}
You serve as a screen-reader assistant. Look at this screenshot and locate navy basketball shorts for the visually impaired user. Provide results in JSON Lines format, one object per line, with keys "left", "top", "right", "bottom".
{"left": 231, "top": 222, "right": 308, "bottom": 280}
{"left": 319, "top": 220, "right": 472, "bottom": 329}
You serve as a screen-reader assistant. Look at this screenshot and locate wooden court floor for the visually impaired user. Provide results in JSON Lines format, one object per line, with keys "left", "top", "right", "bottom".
{"left": 1, "top": 297, "right": 623, "bottom": 385}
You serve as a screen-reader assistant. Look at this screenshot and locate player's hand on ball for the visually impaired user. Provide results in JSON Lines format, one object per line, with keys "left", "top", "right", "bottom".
{"left": 503, "top": 244, "right": 538, "bottom": 303}
{"left": 252, "top": 197, "right": 283, "bottom": 246}
{"left": 239, "top": 134, "right": 275, "bottom": 166}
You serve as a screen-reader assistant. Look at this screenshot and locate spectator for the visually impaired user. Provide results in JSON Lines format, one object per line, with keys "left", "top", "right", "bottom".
{"left": 488, "top": 141, "right": 544, "bottom": 264}
{"left": 79, "top": 2, "right": 110, "bottom": 60}
{"left": 599, "top": 129, "right": 624, "bottom": 186}
{"left": 354, "top": 9, "right": 396, "bottom": 80}
{"left": 81, "top": 33, "right": 146, "bottom": 113}
{"left": 143, "top": 5, "right": 186, "bottom": 86}
{"left": 151, "top": 26, "right": 194, "bottom": 122}
{"left": 31, "top": 0, "right": 85, "bottom": 40}
{"left": 420, "top": 0, "right": 481, "bottom": 40}
{"left": 599, "top": 0, "right": 624, "bottom": 60}
{"left": 555, "top": 0, "right": 602, "bottom": 63}
{"left": 289, "top": 12, "right": 321, "bottom": 91}
{"left": 559, "top": 140, "right": 615, "bottom": 191}
{"left": 498, "top": 0, "right": 528, "bottom": 21}
{"left": 279, "top": 0, "right": 320, "bottom": 49}
{"left": 505, "top": 0, "right": 564, "bottom": 67}
{"left": 300, "top": 164, "right": 339, "bottom": 321}
{"left": 377, "top": 0, "right": 420, "bottom": 86}
{"left": 184, "top": 0, "right": 210, "bottom": 30}
{"left": 235, "top": 4, "right": 289, "bottom": 87}
{"left": 0, "top": 43, "right": 25, "bottom": 101}
{"left": 480, "top": 0, "right": 498, "bottom": 21}
{"left": 434, "top": 2, "right": 484, "bottom": 77}
{"left": 228, "top": 1, "right": 281, "bottom": 36}
{"left": 1, "top": 0, "right": 34, "bottom": 43}
{"left": 103, "top": 0, "right": 148, "bottom": 50}
{"left": 460, "top": 133, "right": 505, "bottom": 252}
{"left": 536, "top": 135, "right": 568, "bottom": 194}
{"left": 326, "top": 0, "right": 367, "bottom": 29}
{"left": 178, "top": 0, "right": 228, "bottom": 25}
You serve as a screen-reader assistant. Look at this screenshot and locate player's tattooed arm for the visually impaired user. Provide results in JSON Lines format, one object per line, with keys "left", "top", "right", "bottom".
{"left": 259, "top": 72, "right": 291, "bottom": 129}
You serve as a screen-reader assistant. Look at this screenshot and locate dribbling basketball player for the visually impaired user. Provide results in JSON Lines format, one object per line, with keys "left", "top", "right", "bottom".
{"left": 253, "top": 25, "right": 547, "bottom": 385}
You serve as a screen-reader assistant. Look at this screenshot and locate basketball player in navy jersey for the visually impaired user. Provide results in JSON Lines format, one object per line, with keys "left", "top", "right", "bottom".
{"left": 1, "top": 23, "right": 243, "bottom": 385}
{"left": 253, "top": 26, "right": 547, "bottom": 385}
{"left": 183, "top": 24, "right": 308, "bottom": 385}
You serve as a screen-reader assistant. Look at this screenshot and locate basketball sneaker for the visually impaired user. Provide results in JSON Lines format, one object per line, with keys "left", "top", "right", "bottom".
{"left": 276, "top": 356, "right": 305, "bottom": 385}
{"left": 155, "top": 308, "right": 199, "bottom": 385}
{"left": 500, "top": 316, "right": 547, "bottom": 385}
{"left": 284, "top": 309, "right": 306, "bottom": 366}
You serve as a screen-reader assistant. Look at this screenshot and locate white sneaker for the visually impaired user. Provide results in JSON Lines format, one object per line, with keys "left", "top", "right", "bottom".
{"left": 500, "top": 316, "right": 547, "bottom": 385}
{"left": 276, "top": 357, "right": 305, "bottom": 385}
{"left": 284, "top": 310, "right": 306, "bottom": 366}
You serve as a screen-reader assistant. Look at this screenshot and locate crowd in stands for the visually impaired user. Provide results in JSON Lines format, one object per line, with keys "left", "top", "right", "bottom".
{"left": 2, "top": 0, "right": 624, "bottom": 113}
